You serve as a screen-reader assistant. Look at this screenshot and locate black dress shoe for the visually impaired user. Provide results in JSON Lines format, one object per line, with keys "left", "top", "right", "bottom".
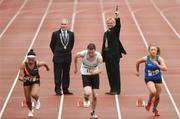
{"left": 117, "top": 92, "right": 120, "bottom": 95}
{"left": 105, "top": 92, "right": 117, "bottom": 95}
{"left": 56, "top": 92, "right": 62, "bottom": 96}
{"left": 63, "top": 90, "right": 73, "bottom": 95}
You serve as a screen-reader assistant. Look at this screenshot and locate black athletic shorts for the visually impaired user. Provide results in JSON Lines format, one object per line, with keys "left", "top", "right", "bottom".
{"left": 82, "top": 74, "right": 99, "bottom": 89}
{"left": 23, "top": 80, "right": 40, "bottom": 86}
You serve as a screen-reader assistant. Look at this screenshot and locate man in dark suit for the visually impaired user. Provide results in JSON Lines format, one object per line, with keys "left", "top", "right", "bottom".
{"left": 101, "top": 8, "right": 126, "bottom": 95}
{"left": 50, "top": 19, "right": 74, "bottom": 95}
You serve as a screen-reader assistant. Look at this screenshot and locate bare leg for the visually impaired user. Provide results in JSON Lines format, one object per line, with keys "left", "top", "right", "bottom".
{"left": 146, "top": 81, "right": 156, "bottom": 103}
{"left": 90, "top": 89, "right": 98, "bottom": 118}
{"left": 84, "top": 86, "right": 92, "bottom": 101}
{"left": 83, "top": 86, "right": 91, "bottom": 108}
{"left": 31, "top": 83, "right": 41, "bottom": 110}
{"left": 150, "top": 84, "right": 161, "bottom": 116}
{"left": 31, "top": 84, "right": 40, "bottom": 101}
{"left": 24, "top": 86, "right": 32, "bottom": 111}
{"left": 153, "top": 84, "right": 161, "bottom": 109}
{"left": 145, "top": 81, "right": 156, "bottom": 111}
{"left": 91, "top": 89, "right": 98, "bottom": 111}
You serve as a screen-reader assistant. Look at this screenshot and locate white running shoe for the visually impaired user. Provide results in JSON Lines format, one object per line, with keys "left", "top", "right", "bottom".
{"left": 28, "top": 110, "right": 34, "bottom": 118}
{"left": 35, "top": 99, "right": 40, "bottom": 110}
{"left": 91, "top": 111, "right": 98, "bottom": 119}
{"left": 32, "top": 102, "right": 35, "bottom": 108}
{"left": 83, "top": 100, "right": 91, "bottom": 108}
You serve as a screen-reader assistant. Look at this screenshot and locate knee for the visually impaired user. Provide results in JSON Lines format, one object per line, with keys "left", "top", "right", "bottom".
{"left": 84, "top": 89, "right": 92, "bottom": 96}
{"left": 151, "top": 90, "right": 157, "bottom": 96}
{"left": 31, "top": 93, "right": 38, "bottom": 99}
{"left": 84, "top": 91, "right": 91, "bottom": 96}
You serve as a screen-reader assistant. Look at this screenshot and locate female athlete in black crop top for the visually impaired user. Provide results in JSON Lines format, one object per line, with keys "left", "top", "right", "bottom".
{"left": 18, "top": 49, "right": 49, "bottom": 117}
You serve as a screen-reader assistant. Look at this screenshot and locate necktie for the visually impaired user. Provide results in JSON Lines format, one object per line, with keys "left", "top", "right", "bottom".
{"left": 105, "top": 37, "right": 108, "bottom": 48}
{"left": 63, "top": 31, "right": 66, "bottom": 43}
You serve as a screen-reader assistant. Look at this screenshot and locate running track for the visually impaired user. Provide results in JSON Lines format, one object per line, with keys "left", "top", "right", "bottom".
{"left": 0, "top": 0, "right": 179, "bottom": 119}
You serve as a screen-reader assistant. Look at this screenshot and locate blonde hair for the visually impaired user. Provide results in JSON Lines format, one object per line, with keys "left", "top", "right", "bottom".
{"left": 106, "top": 17, "right": 115, "bottom": 23}
{"left": 148, "top": 44, "right": 161, "bottom": 56}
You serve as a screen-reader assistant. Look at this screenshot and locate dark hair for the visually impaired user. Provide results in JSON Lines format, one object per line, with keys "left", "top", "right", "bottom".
{"left": 87, "top": 43, "right": 96, "bottom": 50}
{"left": 27, "top": 49, "right": 36, "bottom": 56}
{"left": 148, "top": 44, "right": 160, "bottom": 56}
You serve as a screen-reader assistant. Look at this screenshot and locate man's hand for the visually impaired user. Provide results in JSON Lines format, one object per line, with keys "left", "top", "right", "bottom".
{"left": 115, "top": 5, "right": 119, "bottom": 17}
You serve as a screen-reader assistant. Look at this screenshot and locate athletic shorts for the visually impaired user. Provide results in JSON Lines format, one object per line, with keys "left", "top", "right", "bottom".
{"left": 145, "top": 78, "right": 162, "bottom": 84}
{"left": 23, "top": 80, "right": 40, "bottom": 86}
{"left": 82, "top": 74, "right": 99, "bottom": 89}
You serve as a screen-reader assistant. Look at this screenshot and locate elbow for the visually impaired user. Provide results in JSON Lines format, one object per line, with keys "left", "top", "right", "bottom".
{"left": 163, "top": 67, "right": 168, "bottom": 71}
{"left": 161, "top": 66, "right": 167, "bottom": 71}
{"left": 136, "top": 62, "right": 139, "bottom": 67}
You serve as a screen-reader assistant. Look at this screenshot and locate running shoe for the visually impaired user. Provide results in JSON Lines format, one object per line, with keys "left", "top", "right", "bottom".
{"left": 28, "top": 110, "right": 34, "bottom": 117}
{"left": 91, "top": 111, "right": 98, "bottom": 119}
{"left": 35, "top": 99, "right": 40, "bottom": 110}
{"left": 153, "top": 108, "right": 160, "bottom": 116}
{"left": 83, "top": 100, "right": 91, "bottom": 108}
{"left": 32, "top": 102, "right": 35, "bottom": 108}
{"left": 145, "top": 102, "right": 151, "bottom": 111}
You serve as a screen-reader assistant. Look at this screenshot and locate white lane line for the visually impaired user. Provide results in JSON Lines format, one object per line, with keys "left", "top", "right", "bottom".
{"left": 125, "top": 0, "right": 180, "bottom": 118}
{"left": 0, "top": 0, "right": 29, "bottom": 39}
{"left": 161, "top": 7, "right": 179, "bottom": 13}
{"left": 115, "top": 95, "right": 122, "bottom": 119}
{"left": 0, "top": 0, "right": 53, "bottom": 118}
{"left": 162, "top": 76, "right": 180, "bottom": 118}
{"left": 57, "top": 0, "right": 77, "bottom": 119}
{"left": 99, "top": 0, "right": 122, "bottom": 119}
{"left": 58, "top": 94, "right": 64, "bottom": 119}
{"left": 71, "top": 0, "right": 77, "bottom": 31}
{"left": 150, "top": 0, "right": 180, "bottom": 40}
{"left": 99, "top": 0, "right": 107, "bottom": 30}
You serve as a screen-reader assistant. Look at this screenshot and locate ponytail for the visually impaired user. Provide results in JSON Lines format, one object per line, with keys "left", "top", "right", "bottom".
{"left": 156, "top": 46, "right": 160, "bottom": 56}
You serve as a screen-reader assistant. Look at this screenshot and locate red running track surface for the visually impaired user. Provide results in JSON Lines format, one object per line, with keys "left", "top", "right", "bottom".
{"left": 0, "top": 0, "right": 180, "bottom": 119}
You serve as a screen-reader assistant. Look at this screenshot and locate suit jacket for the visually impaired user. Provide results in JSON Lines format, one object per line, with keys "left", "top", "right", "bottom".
{"left": 50, "top": 29, "right": 74, "bottom": 63}
{"left": 101, "top": 17, "right": 126, "bottom": 62}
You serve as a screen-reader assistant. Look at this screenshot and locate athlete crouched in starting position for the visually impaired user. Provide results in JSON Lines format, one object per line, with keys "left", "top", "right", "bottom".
{"left": 74, "top": 43, "right": 102, "bottom": 118}
{"left": 136, "top": 44, "right": 167, "bottom": 116}
{"left": 18, "top": 49, "right": 49, "bottom": 117}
